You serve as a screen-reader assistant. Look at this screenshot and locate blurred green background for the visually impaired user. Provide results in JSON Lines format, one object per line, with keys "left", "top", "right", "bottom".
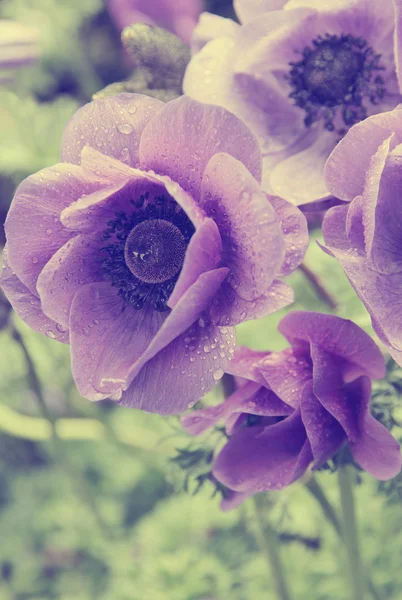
{"left": 0, "top": 1, "right": 402, "bottom": 598}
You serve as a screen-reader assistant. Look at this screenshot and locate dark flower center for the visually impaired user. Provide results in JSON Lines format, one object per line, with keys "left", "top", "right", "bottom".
{"left": 101, "top": 192, "right": 195, "bottom": 311}
{"left": 124, "top": 219, "right": 186, "bottom": 284}
{"left": 287, "top": 34, "right": 386, "bottom": 132}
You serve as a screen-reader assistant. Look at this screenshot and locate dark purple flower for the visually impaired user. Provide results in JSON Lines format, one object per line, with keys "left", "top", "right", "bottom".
{"left": 107, "top": 0, "right": 203, "bottom": 45}
{"left": 183, "top": 312, "right": 401, "bottom": 510}
{"left": 0, "top": 20, "right": 39, "bottom": 84}
{"left": 185, "top": 0, "right": 402, "bottom": 205}
{"left": 322, "top": 103, "right": 402, "bottom": 365}
{"left": 0, "top": 94, "right": 308, "bottom": 414}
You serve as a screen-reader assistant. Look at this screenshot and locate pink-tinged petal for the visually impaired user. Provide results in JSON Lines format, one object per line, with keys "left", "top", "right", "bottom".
{"left": 125, "top": 267, "right": 230, "bottom": 386}
{"left": 347, "top": 377, "right": 402, "bottom": 479}
{"left": 300, "top": 382, "right": 346, "bottom": 467}
{"left": 5, "top": 163, "right": 101, "bottom": 294}
{"left": 258, "top": 348, "right": 312, "bottom": 408}
{"left": 234, "top": 0, "right": 288, "bottom": 23}
{"left": 61, "top": 94, "right": 165, "bottom": 167}
{"left": 139, "top": 96, "right": 262, "bottom": 200}
{"left": 325, "top": 108, "right": 402, "bottom": 201}
{"left": 201, "top": 153, "right": 284, "bottom": 303}
{"left": 36, "top": 233, "right": 104, "bottom": 329}
{"left": 168, "top": 219, "right": 222, "bottom": 308}
{"left": 322, "top": 201, "right": 365, "bottom": 253}
{"left": 0, "top": 249, "right": 68, "bottom": 343}
{"left": 118, "top": 320, "right": 236, "bottom": 414}
{"left": 182, "top": 380, "right": 260, "bottom": 435}
{"left": 69, "top": 282, "right": 166, "bottom": 401}
{"left": 268, "top": 195, "right": 308, "bottom": 275}
{"left": 226, "top": 346, "right": 271, "bottom": 385}
{"left": 191, "top": 12, "right": 240, "bottom": 53}
{"left": 279, "top": 312, "right": 386, "bottom": 379}
{"left": 213, "top": 410, "right": 310, "bottom": 492}
{"left": 364, "top": 141, "right": 402, "bottom": 273}
{"left": 270, "top": 132, "right": 334, "bottom": 206}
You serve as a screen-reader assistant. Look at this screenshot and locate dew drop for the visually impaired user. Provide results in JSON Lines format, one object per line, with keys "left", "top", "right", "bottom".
{"left": 213, "top": 368, "right": 224, "bottom": 381}
{"left": 56, "top": 323, "right": 67, "bottom": 333}
{"left": 45, "top": 330, "right": 56, "bottom": 339}
{"left": 117, "top": 123, "right": 133, "bottom": 135}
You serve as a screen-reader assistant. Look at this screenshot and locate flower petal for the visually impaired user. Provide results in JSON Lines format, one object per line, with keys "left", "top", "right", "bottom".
{"left": 191, "top": 12, "right": 240, "bottom": 53}
{"left": 0, "top": 248, "right": 68, "bottom": 343}
{"left": 139, "top": 96, "right": 262, "bottom": 201}
{"left": 258, "top": 348, "right": 312, "bottom": 408}
{"left": 268, "top": 195, "right": 308, "bottom": 275}
{"left": 234, "top": 0, "right": 288, "bottom": 23}
{"left": 61, "top": 94, "right": 165, "bottom": 167}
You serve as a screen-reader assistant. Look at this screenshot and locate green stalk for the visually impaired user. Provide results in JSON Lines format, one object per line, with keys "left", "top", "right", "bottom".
{"left": 338, "top": 466, "right": 366, "bottom": 600}
{"left": 251, "top": 496, "right": 293, "bottom": 600}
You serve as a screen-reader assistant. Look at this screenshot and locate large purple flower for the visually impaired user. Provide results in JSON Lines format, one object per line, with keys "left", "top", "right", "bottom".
{"left": 107, "top": 0, "right": 203, "bottom": 44}
{"left": 183, "top": 312, "right": 401, "bottom": 510}
{"left": 184, "top": 0, "right": 402, "bottom": 205}
{"left": 0, "top": 94, "right": 308, "bottom": 414}
{"left": 322, "top": 101, "right": 402, "bottom": 365}
{"left": 0, "top": 20, "right": 39, "bottom": 84}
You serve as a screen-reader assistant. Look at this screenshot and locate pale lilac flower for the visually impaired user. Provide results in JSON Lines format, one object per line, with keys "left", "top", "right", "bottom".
{"left": 183, "top": 312, "right": 401, "bottom": 510}
{"left": 0, "top": 20, "right": 39, "bottom": 84}
{"left": 1, "top": 94, "right": 308, "bottom": 414}
{"left": 185, "top": 0, "right": 402, "bottom": 205}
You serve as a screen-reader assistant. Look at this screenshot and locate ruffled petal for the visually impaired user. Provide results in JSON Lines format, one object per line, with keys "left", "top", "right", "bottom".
{"left": 36, "top": 233, "right": 105, "bottom": 329}
{"left": 118, "top": 319, "right": 236, "bottom": 414}
{"left": 4, "top": 163, "right": 101, "bottom": 294}
{"left": 69, "top": 282, "right": 166, "bottom": 401}
{"left": 226, "top": 346, "right": 271, "bottom": 385}
{"left": 61, "top": 94, "right": 165, "bottom": 166}
{"left": 213, "top": 410, "right": 310, "bottom": 492}
{"left": 268, "top": 195, "right": 309, "bottom": 275}
{"left": 325, "top": 108, "right": 402, "bottom": 201}
{"left": 258, "top": 348, "right": 312, "bottom": 408}
{"left": 234, "top": 0, "right": 288, "bottom": 23}
{"left": 201, "top": 152, "right": 284, "bottom": 304}
{"left": 191, "top": 12, "right": 240, "bottom": 53}
{"left": 0, "top": 249, "right": 68, "bottom": 343}
{"left": 322, "top": 198, "right": 365, "bottom": 253}
{"left": 139, "top": 96, "right": 262, "bottom": 201}
{"left": 347, "top": 377, "right": 402, "bottom": 479}
{"left": 278, "top": 311, "right": 386, "bottom": 379}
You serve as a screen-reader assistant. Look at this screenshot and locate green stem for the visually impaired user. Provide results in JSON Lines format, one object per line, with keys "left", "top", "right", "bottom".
{"left": 251, "top": 496, "right": 293, "bottom": 600}
{"left": 338, "top": 467, "right": 366, "bottom": 600}
{"left": 307, "top": 477, "right": 382, "bottom": 600}
{"left": 299, "top": 263, "right": 338, "bottom": 310}
{"left": 11, "top": 326, "right": 116, "bottom": 540}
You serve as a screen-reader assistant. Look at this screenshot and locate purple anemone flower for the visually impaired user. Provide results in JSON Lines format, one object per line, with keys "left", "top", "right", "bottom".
{"left": 0, "top": 20, "right": 39, "bottom": 84}
{"left": 107, "top": 0, "right": 203, "bottom": 45}
{"left": 184, "top": 0, "right": 402, "bottom": 206}
{"left": 183, "top": 312, "right": 401, "bottom": 510}
{"left": 322, "top": 103, "right": 402, "bottom": 365}
{"left": 0, "top": 94, "right": 308, "bottom": 414}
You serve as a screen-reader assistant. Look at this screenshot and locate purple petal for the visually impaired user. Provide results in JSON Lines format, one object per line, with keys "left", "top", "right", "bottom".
{"left": 61, "top": 94, "right": 165, "bottom": 166}
{"left": 201, "top": 152, "right": 284, "bottom": 303}
{"left": 4, "top": 163, "right": 100, "bottom": 294}
{"left": 268, "top": 195, "right": 308, "bottom": 275}
{"left": 220, "top": 489, "right": 253, "bottom": 511}
{"left": 347, "top": 377, "right": 401, "bottom": 480}
{"left": 394, "top": 0, "right": 402, "bottom": 93}
{"left": 36, "top": 233, "right": 105, "bottom": 329}
{"left": 226, "top": 346, "right": 271, "bottom": 385}
{"left": 118, "top": 319, "right": 236, "bottom": 414}
{"left": 321, "top": 202, "right": 364, "bottom": 252}
{"left": 213, "top": 410, "right": 310, "bottom": 492}
{"left": 325, "top": 108, "right": 402, "bottom": 201}
{"left": 278, "top": 312, "right": 386, "bottom": 379}
{"left": 69, "top": 282, "right": 166, "bottom": 401}
{"left": 258, "top": 348, "right": 312, "bottom": 408}
{"left": 0, "top": 249, "right": 68, "bottom": 343}
{"left": 300, "top": 381, "right": 346, "bottom": 466}
{"left": 168, "top": 219, "right": 222, "bottom": 308}
{"left": 139, "top": 96, "right": 262, "bottom": 201}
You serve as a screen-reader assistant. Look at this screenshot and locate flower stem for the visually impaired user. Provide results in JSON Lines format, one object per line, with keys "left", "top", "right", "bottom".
{"left": 299, "top": 263, "right": 338, "bottom": 310}
{"left": 338, "top": 467, "right": 366, "bottom": 600}
{"left": 306, "top": 477, "right": 382, "bottom": 600}
{"left": 11, "top": 326, "right": 116, "bottom": 540}
{"left": 251, "top": 495, "right": 293, "bottom": 600}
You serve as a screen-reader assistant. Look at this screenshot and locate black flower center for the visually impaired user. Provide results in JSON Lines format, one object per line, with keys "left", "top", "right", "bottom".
{"left": 287, "top": 34, "right": 386, "bottom": 132}
{"left": 124, "top": 219, "right": 186, "bottom": 284}
{"left": 101, "top": 193, "right": 195, "bottom": 312}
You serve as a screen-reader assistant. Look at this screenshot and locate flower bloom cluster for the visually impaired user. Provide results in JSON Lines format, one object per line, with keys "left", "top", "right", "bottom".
{"left": 322, "top": 105, "right": 402, "bottom": 367}
{"left": 107, "top": 0, "right": 203, "bottom": 45}
{"left": 184, "top": 0, "right": 402, "bottom": 205}
{"left": 0, "top": 20, "right": 39, "bottom": 84}
{"left": 0, "top": 93, "right": 308, "bottom": 414}
{"left": 183, "top": 312, "right": 401, "bottom": 509}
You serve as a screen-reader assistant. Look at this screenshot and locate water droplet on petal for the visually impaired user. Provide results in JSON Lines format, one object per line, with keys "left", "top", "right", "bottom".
{"left": 46, "top": 330, "right": 56, "bottom": 339}
{"left": 117, "top": 123, "right": 133, "bottom": 135}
